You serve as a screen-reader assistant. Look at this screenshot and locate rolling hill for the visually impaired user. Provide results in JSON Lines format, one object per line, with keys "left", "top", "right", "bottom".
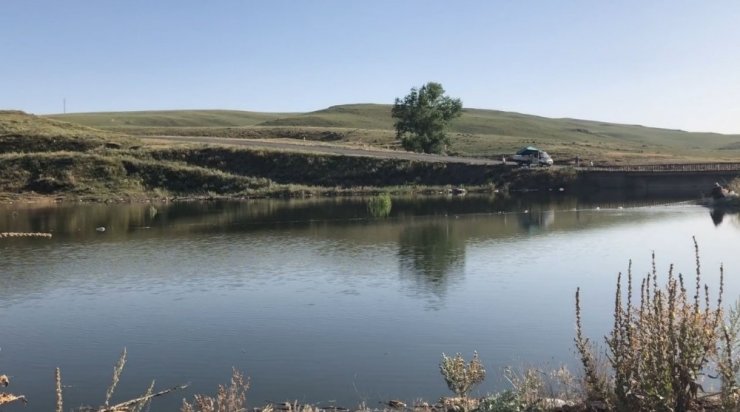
{"left": 48, "top": 104, "right": 740, "bottom": 164}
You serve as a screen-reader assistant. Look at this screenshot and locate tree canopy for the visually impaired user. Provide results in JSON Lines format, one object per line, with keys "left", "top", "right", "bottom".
{"left": 391, "top": 82, "right": 463, "bottom": 154}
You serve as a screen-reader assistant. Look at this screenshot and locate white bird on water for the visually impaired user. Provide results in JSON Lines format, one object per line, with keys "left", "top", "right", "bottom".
{"left": 95, "top": 226, "right": 106, "bottom": 232}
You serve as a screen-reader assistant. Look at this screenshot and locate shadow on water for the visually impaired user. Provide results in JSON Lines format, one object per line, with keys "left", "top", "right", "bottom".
{"left": 397, "top": 221, "right": 465, "bottom": 308}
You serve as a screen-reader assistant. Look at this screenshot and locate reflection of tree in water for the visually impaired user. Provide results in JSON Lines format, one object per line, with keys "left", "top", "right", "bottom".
{"left": 710, "top": 209, "right": 726, "bottom": 226}
{"left": 709, "top": 209, "right": 740, "bottom": 228}
{"left": 517, "top": 209, "right": 555, "bottom": 233}
{"left": 398, "top": 222, "right": 465, "bottom": 308}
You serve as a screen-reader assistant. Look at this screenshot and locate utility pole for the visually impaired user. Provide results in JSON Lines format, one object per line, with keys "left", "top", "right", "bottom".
{"left": 63, "top": 98, "right": 66, "bottom": 114}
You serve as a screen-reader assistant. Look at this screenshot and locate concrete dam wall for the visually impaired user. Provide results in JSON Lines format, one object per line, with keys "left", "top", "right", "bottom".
{"left": 578, "top": 166, "right": 740, "bottom": 197}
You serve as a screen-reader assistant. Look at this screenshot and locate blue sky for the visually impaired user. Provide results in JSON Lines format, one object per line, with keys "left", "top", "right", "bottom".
{"left": 2, "top": 1, "right": 739, "bottom": 133}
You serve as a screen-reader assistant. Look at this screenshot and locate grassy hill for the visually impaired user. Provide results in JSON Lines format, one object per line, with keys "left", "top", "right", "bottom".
{"left": 49, "top": 109, "right": 292, "bottom": 128}
{"left": 0, "top": 111, "right": 289, "bottom": 201}
{"left": 0, "top": 110, "right": 135, "bottom": 152}
{"left": 48, "top": 104, "right": 740, "bottom": 164}
{"left": 1, "top": 110, "right": 516, "bottom": 201}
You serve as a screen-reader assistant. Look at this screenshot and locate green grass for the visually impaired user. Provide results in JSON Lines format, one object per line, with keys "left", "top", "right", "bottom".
{"left": 46, "top": 109, "right": 293, "bottom": 128}
{"left": 0, "top": 111, "right": 512, "bottom": 201}
{"left": 0, "top": 151, "right": 279, "bottom": 200}
{"left": 0, "top": 110, "right": 136, "bottom": 152}
{"left": 0, "top": 111, "right": 295, "bottom": 201}
{"left": 48, "top": 104, "right": 740, "bottom": 164}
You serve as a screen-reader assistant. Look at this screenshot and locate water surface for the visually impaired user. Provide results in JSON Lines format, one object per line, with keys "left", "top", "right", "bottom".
{"left": 1, "top": 195, "right": 739, "bottom": 410}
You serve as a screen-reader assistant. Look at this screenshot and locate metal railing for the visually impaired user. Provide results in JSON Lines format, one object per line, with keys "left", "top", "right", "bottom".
{"left": 581, "top": 163, "right": 740, "bottom": 173}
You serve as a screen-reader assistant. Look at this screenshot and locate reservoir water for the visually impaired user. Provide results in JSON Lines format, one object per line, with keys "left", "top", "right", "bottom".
{"left": 1, "top": 195, "right": 739, "bottom": 410}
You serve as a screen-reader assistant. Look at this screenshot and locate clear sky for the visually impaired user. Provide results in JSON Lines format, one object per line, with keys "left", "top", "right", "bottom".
{"left": 2, "top": 1, "right": 739, "bottom": 133}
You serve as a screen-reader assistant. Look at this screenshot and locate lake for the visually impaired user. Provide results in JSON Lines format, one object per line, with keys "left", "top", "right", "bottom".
{"left": 1, "top": 195, "right": 739, "bottom": 410}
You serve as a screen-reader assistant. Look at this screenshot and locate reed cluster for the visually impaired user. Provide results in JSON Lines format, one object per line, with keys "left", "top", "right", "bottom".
{"left": 367, "top": 193, "right": 392, "bottom": 217}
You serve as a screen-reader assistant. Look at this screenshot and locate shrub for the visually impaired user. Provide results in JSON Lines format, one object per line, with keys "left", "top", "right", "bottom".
{"left": 440, "top": 352, "right": 486, "bottom": 399}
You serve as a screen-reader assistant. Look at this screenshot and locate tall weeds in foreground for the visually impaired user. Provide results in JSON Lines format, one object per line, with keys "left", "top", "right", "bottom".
{"left": 718, "top": 299, "right": 740, "bottom": 409}
{"left": 576, "top": 238, "right": 725, "bottom": 412}
{"left": 104, "top": 347, "right": 127, "bottom": 407}
{"left": 72, "top": 348, "right": 187, "bottom": 412}
{"left": 181, "top": 368, "right": 250, "bottom": 412}
{"left": 574, "top": 288, "right": 612, "bottom": 407}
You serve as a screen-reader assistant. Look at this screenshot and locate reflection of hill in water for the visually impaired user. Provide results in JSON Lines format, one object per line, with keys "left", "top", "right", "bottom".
{"left": 0, "top": 193, "right": 695, "bottom": 243}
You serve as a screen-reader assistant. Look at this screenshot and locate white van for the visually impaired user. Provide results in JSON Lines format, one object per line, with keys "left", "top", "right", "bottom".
{"left": 511, "top": 146, "right": 554, "bottom": 167}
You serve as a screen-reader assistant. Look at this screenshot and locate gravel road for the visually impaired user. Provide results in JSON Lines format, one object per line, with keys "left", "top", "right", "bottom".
{"left": 142, "top": 135, "right": 504, "bottom": 165}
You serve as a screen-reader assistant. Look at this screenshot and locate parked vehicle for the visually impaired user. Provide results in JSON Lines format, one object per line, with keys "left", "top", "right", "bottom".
{"left": 511, "top": 146, "right": 554, "bottom": 167}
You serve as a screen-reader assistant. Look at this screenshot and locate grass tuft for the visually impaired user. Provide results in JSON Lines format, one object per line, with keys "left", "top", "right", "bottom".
{"left": 181, "top": 368, "right": 250, "bottom": 412}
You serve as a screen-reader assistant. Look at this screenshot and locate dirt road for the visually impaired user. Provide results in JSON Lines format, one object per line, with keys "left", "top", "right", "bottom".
{"left": 141, "top": 135, "right": 504, "bottom": 165}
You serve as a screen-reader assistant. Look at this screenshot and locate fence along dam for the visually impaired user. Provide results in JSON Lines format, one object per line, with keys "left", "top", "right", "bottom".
{"left": 575, "top": 163, "right": 740, "bottom": 197}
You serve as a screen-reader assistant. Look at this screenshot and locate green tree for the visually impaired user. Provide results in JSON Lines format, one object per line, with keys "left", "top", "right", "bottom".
{"left": 391, "top": 82, "right": 463, "bottom": 154}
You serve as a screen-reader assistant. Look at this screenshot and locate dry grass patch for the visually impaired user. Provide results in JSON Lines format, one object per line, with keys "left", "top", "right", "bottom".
{"left": 181, "top": 368, "right": 249, "bottom": 412}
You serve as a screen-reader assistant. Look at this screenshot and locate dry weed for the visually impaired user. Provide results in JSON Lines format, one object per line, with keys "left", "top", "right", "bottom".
{"left": 577, "top": 238, "right": 725, "bottom": 412}
{"left": 0, "top": 373, "right": 27, "bottom": 407}
{"left": 181, "top": 368, "right": 250, "bottom": 412}
{"left": 439, "top": 352, "right": 486, "bottom": 400}
{"left": 74, "top": 348, "right": 186, "bottom": 411}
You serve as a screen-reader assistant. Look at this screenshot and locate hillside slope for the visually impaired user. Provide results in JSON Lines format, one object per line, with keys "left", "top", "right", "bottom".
{"left": 48, "top": 104, "right": 740, "bottom": 163}
{"left": 0, "top": 111, "right": 281, "bottom": 200}
{"left": 0, "top": 110, "right": 135, "bottom": 152}
{"left": 2, "top": 111, "right": 512, "bottom": 201}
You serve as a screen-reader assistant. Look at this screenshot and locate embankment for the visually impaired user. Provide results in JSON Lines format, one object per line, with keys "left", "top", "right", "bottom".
{"left": 147, "top": 146, "right": 509, "bottom": 187}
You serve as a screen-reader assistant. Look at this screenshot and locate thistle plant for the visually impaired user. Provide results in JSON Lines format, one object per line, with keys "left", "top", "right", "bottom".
{"left": 439, "top": 352, "right": 486, "bottom": 399}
